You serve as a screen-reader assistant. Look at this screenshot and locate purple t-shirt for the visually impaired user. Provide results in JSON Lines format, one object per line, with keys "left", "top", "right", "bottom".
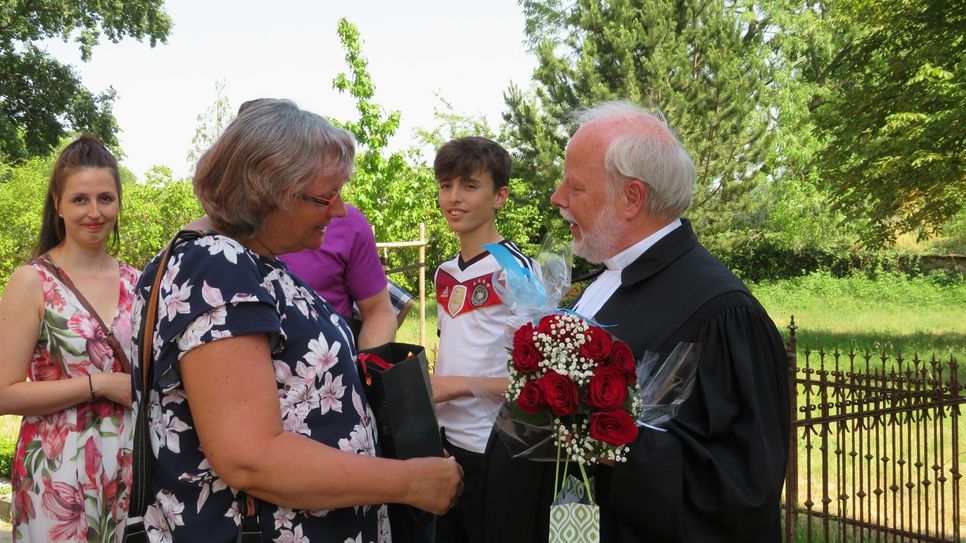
{"left": 279, "top": 204, "right": 388, "bottom": 317}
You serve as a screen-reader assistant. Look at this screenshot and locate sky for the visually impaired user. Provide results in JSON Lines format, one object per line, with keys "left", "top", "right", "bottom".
{"left": 44, "top": 0, "right": 538, "bottom": 179}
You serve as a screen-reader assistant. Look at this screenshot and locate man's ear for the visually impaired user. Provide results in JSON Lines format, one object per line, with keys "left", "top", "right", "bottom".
{"left": 622, "top": 178, "right": 647, "bottom": 219}
{"left": 494, "top": 185, "right": 509, "bottom": 209}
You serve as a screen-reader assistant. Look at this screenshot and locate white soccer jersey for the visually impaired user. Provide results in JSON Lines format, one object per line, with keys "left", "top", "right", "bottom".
{"left": 434, "top": 240, "right": 532, "bottom": 453}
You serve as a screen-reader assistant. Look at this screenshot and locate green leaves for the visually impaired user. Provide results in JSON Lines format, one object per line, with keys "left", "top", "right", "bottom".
{"left": 0, "top": 0, "right": 171, "bottom": 160}
{"left": 809, "top": 0, "right": 966, "bottom": 246}
{"left": 505, "top": 0, "right": 785, "bottom": 245}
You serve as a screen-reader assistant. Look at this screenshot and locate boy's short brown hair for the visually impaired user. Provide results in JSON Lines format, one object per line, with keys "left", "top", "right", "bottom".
{"left": 433, "top": 137, "right": 511, "bottom": 190}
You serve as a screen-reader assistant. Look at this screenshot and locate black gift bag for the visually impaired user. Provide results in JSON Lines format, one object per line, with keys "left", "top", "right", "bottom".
{"left": 356, "top": 342, "right": 443, "bottom": 543}
{"left": 356, "top": 342, "right": 444, "bottom": 459}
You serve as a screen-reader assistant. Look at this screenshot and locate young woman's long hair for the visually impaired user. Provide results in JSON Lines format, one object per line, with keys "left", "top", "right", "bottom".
{"left": 33, "top": 134, "right": 122, "bottom": 258}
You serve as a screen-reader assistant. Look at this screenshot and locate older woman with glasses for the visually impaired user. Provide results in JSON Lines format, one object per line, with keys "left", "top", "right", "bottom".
{"left": 131, "top": 98, "right": 461, "bottom": 543}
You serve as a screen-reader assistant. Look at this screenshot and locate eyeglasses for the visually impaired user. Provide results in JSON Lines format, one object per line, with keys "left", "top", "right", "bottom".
{"left": 299, "top": 192, "right": 340, "bottom": 208}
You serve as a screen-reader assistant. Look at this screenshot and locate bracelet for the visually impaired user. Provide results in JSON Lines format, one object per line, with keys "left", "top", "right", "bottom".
{"left": 87, "top": 374, "right": 96, "bottom": 401}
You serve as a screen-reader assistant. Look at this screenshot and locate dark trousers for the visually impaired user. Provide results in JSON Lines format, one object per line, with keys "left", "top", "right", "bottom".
{"left": 435, "top": 440, "right": 484, "bottom": 543}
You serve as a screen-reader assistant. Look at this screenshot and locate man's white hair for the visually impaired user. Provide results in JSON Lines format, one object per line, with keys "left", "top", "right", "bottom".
{"left": 576, "top": 101, "right": 696, "bottom": 219}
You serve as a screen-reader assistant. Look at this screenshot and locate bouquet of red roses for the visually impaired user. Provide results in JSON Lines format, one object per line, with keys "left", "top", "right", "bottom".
{"left": 485, "top": 239, "right": 699, "bottom": 543}
{"left": 507, "top": 312, "right": 641, "bottom": 464}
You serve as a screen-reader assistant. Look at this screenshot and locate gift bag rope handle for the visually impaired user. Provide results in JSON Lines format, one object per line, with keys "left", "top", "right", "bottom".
{"left": 32, "top": 254, "right": 132, "bottom": 374}
{"left": 356, "top": 351, "right": 414, "bottom": 385}
{"left": 128, "top": 231, "right": 261, "bottom": 527}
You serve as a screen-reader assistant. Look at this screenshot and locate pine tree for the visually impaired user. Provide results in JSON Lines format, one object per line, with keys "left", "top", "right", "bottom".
{"left": 503, "top": 0, "right": 786, "bottom": 235}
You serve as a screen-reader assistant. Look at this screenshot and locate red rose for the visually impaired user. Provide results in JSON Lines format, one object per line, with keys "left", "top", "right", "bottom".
{"left": 536, "top": 314, "right": 563, "bottom": 337}
{"left": 585, "top": 365, "right": 629, "bottom": 410}
{"left": 608, "top": 341, "right": 637, "bottom": 385}
{"left": 590, "top": 409, "right": 639, "bottom": 446}
{"left": 512, "top": 340, "right": 542, "bottom": 374}
{"left": 580, "top": 325, "right": 613, "bottom": 361}
{"left": 516, "top": 380, "right": 547, "bottom": 413}
{"left": 513, "top": 322, "right": 535, "bottom": 350}
{"left": 538, "top": 370, "right": 579, "bottom": 416}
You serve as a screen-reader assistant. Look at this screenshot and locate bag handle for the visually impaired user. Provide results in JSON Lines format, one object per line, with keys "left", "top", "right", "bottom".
{"left": 356, "top": 352, "right": 393, "bottom": 385}
{"left": 33, "top": 255, "right": 132, "bottom": 374}
{"left": 129, "top": 230, "right": 200, "bottom": 519}
{"left": 357, "top": 351, "right": 416, "bottom": 385}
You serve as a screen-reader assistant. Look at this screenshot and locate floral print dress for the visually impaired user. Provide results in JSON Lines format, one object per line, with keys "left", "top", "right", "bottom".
{"left": 12, "top": 262, "right": 138, "bottom": 543}
{"left": 130, "top": 234, "right": 390, "bottom": 543}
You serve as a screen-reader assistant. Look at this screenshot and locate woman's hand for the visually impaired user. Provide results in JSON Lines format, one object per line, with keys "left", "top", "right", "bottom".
{"left": 92, "top": 372, "right": 133, "bottom": 406}
{"left": 402, "top": 456, "right": 464, "bottom": 515}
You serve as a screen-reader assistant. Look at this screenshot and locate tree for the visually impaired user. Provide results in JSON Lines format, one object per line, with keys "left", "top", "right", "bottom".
{"left": 0, "top": 0, "right": 172, "bottom": 160}
{"left": 187, "top": 79, "right": 234, "bottom": 171}
{"left": 331, "top": 19, "right": 443, "bottom": 289}
{"left": 502, "top": 0, "right": 787, "bottom": 237}
{"left": 331, "top": 18, "right": 432, "bottom": 239}
{"left": 804, "top": 0, "right": 966, "bottom": 246}
{"left": 332, "top": 19, "right": 544, "bottom": 289}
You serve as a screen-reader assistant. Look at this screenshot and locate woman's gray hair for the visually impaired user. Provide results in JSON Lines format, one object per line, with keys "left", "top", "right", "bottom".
{"left": 194, "top": 98, "right": 356, "bottom": 238}
{"left": 576, "top": 101, "right": 695, "bottom": 219}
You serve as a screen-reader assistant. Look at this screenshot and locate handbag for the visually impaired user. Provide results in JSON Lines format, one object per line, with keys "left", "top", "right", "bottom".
{"left": 356, "top": 342, "right": 443, "bottom": 543}
{"left": 355, "top": 342, "right": 443, "bottom": 459}
{"left": 32, "top": 254, "right": 132, "bottom": 374}
{"left": 122, "top": 230, "right": 263, "bottom": 543}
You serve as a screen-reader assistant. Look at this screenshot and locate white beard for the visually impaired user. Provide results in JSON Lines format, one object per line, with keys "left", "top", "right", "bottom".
{"left": 568, "top": 204, "right": 621, "bottom": 264}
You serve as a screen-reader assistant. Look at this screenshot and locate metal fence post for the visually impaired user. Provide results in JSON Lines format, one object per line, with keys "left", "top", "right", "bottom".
{"left": 785, "top": 316, "right": 798, "bottom": 542}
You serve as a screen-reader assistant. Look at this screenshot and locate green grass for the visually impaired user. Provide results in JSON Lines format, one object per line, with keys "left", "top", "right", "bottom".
{"left": 752, "top": 270, "right": 966, "bottom": 364}
{"left": 401, "top": 271, "right": 966, "bottom": 367}
{"left": 397, "top": 300, "right": 440, "bottom": 365}
{"left": 755, "top": 271, "right": 966, "bottom": 539}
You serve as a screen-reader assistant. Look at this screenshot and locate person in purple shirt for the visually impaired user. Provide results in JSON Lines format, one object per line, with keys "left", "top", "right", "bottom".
{"left": 279, "top": 204, "right": 397, "bottom": 348}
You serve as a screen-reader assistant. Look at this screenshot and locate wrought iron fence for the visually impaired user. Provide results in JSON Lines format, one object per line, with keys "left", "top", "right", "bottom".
{"left": 783, "top": 317, "right": 964, "bottom": 542}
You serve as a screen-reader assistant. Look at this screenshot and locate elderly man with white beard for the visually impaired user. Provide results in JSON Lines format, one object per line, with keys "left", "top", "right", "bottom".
{"left": 479, "top": 101, "right": 790, "bottom": 543}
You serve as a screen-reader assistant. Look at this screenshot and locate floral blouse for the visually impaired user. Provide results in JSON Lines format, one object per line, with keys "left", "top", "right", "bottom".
{"left": 131, "top": 234, "right": 390, "bottom": 543}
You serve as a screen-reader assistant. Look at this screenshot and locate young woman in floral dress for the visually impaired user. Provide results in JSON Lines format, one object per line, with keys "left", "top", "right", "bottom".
{"left": 0, "top": 135, "right": 138, "bottom": 542}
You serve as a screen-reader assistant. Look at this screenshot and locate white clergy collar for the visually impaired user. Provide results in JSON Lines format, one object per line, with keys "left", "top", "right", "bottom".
{"left": 602, "top": 219, "right": 682, "bottom": 273}
{"left": 573, "top": 219, "right": 682, "bottom": 318}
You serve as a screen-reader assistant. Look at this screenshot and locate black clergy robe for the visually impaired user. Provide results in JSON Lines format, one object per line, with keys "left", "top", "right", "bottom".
{"left": 479, "top": 219, "right": 790, "bottom": 543}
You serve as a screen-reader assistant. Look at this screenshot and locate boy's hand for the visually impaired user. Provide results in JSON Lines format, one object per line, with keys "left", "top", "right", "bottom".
{"left": 430, "top": 375, "right": 468, "bottom": 402}
{"left": 430, "top": 375, "right": 510, "bottom": 402}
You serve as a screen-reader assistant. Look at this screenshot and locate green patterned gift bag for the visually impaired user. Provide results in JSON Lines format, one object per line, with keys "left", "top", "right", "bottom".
{"left": 549, "top": 502, "right": 600, "bottom": 543}
{"left": 549, "top": 472, "right": 600, "bottom": 543}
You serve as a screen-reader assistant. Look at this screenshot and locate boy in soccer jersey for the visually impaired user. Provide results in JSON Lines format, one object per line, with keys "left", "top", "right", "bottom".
{"left": 431, "top": 137, "right": 531, "bottom": 543}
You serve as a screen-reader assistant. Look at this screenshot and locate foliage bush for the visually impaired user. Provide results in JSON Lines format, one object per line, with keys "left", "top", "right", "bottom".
{"left": 697, "top": 176, "right": 963, "bottom": 282}
{"left": 0, "top": 434, "right": 13, "bottom": 480}
{"left": 0, "top": 156, "right": 52, "bottom": 288}
{"left": 753, "top": 269, "right": 966, "bottom": 309}
{"left": 119, "top": 166, "right": 203, "bottom": 269}
{"left": 0, "top": 155, "right": 202, "bottom": 291}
